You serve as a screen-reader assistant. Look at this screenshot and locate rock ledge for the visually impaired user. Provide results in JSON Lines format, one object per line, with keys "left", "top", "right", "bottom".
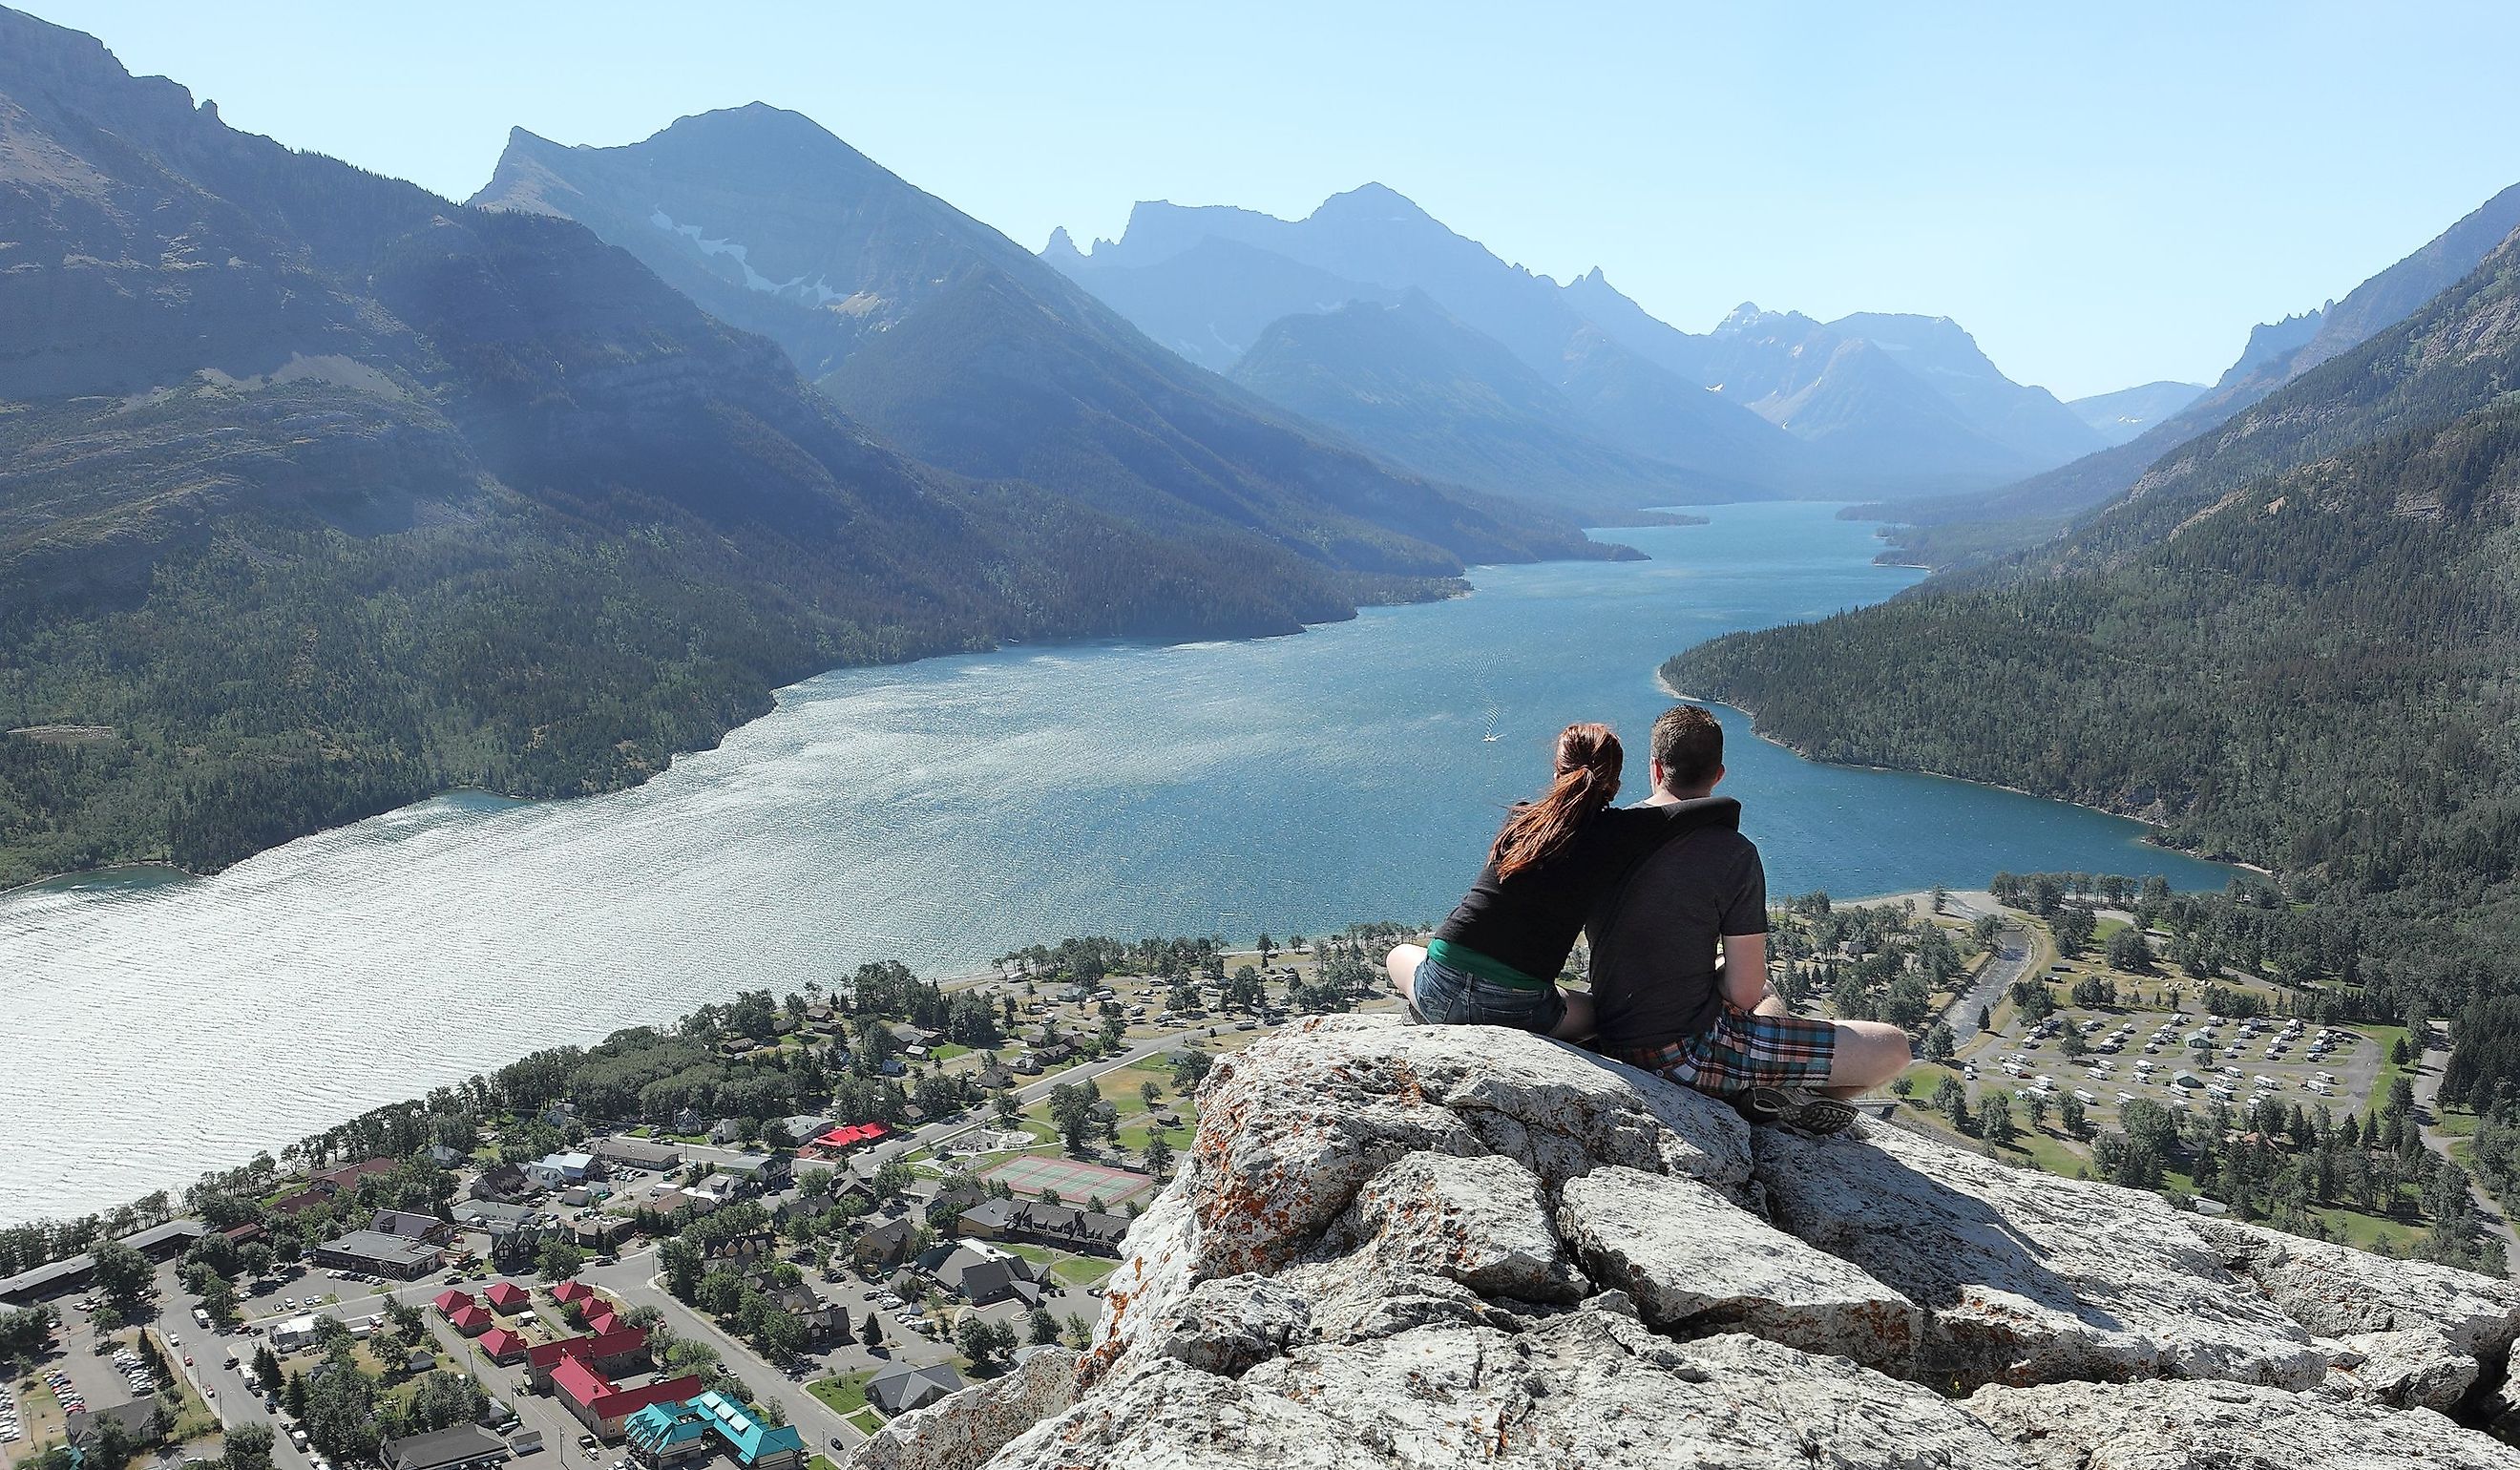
{"left": 853, "top": 1016, "right": 2520, "bottom": 1469}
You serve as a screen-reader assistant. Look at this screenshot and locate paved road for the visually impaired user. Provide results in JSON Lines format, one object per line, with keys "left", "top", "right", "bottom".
{"left": 1931, "top": 892, "right": 2031, "bottom": 1045}
{"left": 579, "top": 1250, "right": 871, "bottom": 1457}
{"left": 2409, "top": 1019, "right": 2520, "bottom": 1265}
{"left": 1946, "top": 925, "right": 2032, "bottom": 1045}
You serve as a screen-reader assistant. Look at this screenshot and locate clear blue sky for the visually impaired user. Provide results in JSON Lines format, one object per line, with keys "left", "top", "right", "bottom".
{"left": 29, "top": 1, "right": 2520, "bottom": 398}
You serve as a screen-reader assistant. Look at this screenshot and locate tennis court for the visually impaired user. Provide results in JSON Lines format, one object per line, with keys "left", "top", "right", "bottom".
{"left": 977, "top": 1155, "right": 1157, "bottom": 1205}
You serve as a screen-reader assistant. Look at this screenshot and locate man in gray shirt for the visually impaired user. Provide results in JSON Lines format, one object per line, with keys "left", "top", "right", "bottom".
{"left": 1586, "top": 705, "right": 1912, "bottom": 1133}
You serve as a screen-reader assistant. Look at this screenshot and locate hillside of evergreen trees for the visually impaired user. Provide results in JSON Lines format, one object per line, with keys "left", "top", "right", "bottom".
{"left": 1667, "top": 237, "right": 2520, "bottom": 1092}
{"left": 0, "top": 10, "right": 1608, "bottom": 888}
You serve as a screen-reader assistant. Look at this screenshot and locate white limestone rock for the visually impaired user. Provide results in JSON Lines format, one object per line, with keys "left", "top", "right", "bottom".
{"left": 849, "top": 1348, "right": 1080, "bottom": 1470}
{"left": 1557, "top": 1164, "right": 1921, "bottom": 1372}
{"left": 1140, "top": 1271, "right": 1314, "bottom": 1376}
{"left": 1753, "top": 1117, "right": 2331, "bottom": 1390}
{"left": 993, "top": 1309, "right": 2026, "bottom": 1470}
{"left": 1324, "top": 1151, "right": 1587, "bottom": 1305}
{"left": 1177, "top": 1018, "right": 1753, "bottom": 1277}
{"left": 1000, "top": 1018, "right": 2520, "bottom": 1470}
{"left": 2323, "top": 1328, "right": 2481, "bottom": 1411}
{"left": 1085, "top": 1016, "right": 1749, "bottom": 1383}
{"left": 1964, "top": 1377, "right": 2520, "bottom": 1469}
{"left": 2192, "top": 1214, "right": 2520, "bottom": 1354}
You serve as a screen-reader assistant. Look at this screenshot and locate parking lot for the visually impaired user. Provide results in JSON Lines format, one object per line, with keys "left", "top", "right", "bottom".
{"left": 1964, "top": 1002, "right": 2384, "bottom": 1129}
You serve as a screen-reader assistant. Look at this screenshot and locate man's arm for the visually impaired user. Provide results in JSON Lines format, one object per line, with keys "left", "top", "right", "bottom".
{"left": 1718, "top": 932, "right": 1766, "bottom": 1011}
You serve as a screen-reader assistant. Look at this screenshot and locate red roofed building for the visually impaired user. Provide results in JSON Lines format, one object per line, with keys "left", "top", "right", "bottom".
{"left": 432, "top": 1290, "right": 476, "bottom": 1317}
{"left": 477, "top": 1328, "right": 529, "bottom": 1363}
{"left": 484, "top": 1281, "right": 531, "bottom": 1312}
{"left": 523, "top": 1326, "right": 651, "bottom": 1391}
{"left": 582, "top": 1309, "right": 621, "bottom": 1336}
{"left": 550, "top": 1356, "right": 703, "bottom": 1442}
{"left": 448, "top": 1303, "right": 493, "bottom": 1335}
{"left": 551, "top": 1280, "right": 595, "bottom": 1307}
{"left": 311, "top": 1157, "right": 400, "bottom": 1192}
{"left": 808, "top": 1123, "right": 891, "bottom": 1155}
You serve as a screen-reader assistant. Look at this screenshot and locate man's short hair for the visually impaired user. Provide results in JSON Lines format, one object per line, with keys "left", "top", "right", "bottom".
{"left": 1651, "top": 704, "right": 1723, "bottom": 792}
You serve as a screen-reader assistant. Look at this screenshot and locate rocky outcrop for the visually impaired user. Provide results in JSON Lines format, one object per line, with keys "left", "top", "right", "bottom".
{"left": 852, "top": 1016, "right": 2520, "bottom": 1469}
{"left": 1965, "top": 1379, "right": 2520, "bottom": 1470}
{"left": 849, "top": 1350, "right": 1080, "bottom": 1470}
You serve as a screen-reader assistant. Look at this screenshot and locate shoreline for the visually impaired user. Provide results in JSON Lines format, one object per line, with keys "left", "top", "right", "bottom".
{"left": 0, "top": 787, "right": 539, "bottom": 900}
{"left": 1655, "top": 671, "right": 2264, "bottom": 882}
{"left": 0, "top": 541, "right": 1603, "bottom": 900}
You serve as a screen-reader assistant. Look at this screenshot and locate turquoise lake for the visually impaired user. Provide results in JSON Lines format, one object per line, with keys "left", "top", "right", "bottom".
{"left": 0, "top": 501, "right": 2231, "bottom": 1222}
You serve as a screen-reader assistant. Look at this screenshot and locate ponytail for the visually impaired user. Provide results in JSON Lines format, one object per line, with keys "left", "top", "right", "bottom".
{"left": 1490, "top": 723, "right": 1622, "bottom": 878}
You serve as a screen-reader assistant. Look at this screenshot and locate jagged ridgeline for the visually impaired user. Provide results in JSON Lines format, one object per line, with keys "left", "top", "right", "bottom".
{"left": 0, "top": 10, "right": 1615, "bottom": 889}
{"left": 1664, "top": 230, "right": 2520, "bottom": 1093}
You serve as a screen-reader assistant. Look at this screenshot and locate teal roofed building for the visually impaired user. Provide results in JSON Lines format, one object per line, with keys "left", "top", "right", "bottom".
{"left": 623, "top": 1392, "right": 805, "bottom": 1470}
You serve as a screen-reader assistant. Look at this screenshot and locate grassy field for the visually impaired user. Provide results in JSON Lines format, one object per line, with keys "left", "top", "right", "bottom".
{"left": 1050, "top": 1257, "right": 1120, "bottom": 1287}
{"left": 808, "top": 1371, "right": 872, "bottom": 1417}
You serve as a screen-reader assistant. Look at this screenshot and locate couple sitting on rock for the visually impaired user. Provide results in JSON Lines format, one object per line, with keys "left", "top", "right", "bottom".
{"left": 1387, "top": 704, "right": 1912, "bottom": 1136}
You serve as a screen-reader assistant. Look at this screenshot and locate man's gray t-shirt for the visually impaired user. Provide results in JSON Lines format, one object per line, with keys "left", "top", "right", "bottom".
{"left": 1584, "top": 804, "right": 1768, "bottom": 1052}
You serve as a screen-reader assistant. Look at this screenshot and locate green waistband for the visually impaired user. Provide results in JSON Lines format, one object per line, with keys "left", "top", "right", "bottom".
{"left": 1427, "top": 937, "right": 1547, "bottom": 991}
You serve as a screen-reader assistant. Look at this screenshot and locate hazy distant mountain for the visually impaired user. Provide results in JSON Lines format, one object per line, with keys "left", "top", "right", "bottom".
{"left": 2066, "top": 381, "right": 2208, "bottom": 446}
{"left": 1066, "top": 185, "right": 1594, "bottom": 374}
{"left": 476, "top": 110, "right": 1609, "bottom": 573}
{"left": 1897, "top": 179, "right": 2520, "bottom": 563}
{"left": 1827, "top": 312, "right": 2102, "bottom": 465}
{"left": 1055, "top": 190, "right": 2098, "bottom": 497}
{"left": 1702, "top": 306, "right": 2063, "bottom": 491}
{"left": 1041, "top": 229, "right": 1397, "bottom": 373}
{"left": 1228, "top": 293, "right": 1756, "bottom": 512}
{"left": 1054, "top": 188, "right": 1805, "bottom": 501}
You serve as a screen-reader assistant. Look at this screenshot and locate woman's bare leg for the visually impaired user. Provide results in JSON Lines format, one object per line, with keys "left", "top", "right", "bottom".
{"left": 1385, "top": 943, "right": 1427, "bottom": 1006}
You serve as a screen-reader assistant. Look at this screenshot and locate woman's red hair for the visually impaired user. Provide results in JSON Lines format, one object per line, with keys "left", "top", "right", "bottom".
{"left": 1489, "top": 723, "right": 1622, "bottom": 878}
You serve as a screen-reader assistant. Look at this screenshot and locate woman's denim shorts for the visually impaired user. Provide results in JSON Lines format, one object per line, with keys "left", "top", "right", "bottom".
{"left": 1412, "top": 952, "right": 1566, "bottom": 1035}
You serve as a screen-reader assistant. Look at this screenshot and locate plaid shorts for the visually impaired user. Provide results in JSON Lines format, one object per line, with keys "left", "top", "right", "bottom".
{"left": 1616, "top": 1005, "right": 1838, "bottom": 1095}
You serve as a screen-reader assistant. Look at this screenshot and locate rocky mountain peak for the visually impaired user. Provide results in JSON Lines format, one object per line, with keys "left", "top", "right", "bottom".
{"left": 853, "top": 1016, "right": 2520, "bottom": 1469}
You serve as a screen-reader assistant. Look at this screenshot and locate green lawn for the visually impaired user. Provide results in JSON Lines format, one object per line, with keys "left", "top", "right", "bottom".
{"left": 1999, "top": 1128, "right": 2094, "bottom": 1178}
{"left": 930, "top": 1042, "right": 973, "bottom": 1061}
{"left": 808, "top": 1456, "right": 842, "bottom": 1470}
{"left": 2436, "top": 1106, "right": 2481, "bottom": 1138}
{"left": 2312, "top": 1204, "right": 2426, "bottom": 1254}
{"left": 1050, "top": 1257, "right": 1119, "bottom": 1287}
{"left": 845, "top": 1407, "right": 884, "bottom": 1433}
{"left": 1001, "top": 1243, "right": 1057, "bottom": 1267}
{"left": 808, "top": 1371, "right": 872, "bottom": 1417}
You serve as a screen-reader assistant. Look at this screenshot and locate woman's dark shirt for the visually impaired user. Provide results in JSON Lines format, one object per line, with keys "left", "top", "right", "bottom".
{"left": 1430, "top": 798, "right": 1742, "bottom": 984}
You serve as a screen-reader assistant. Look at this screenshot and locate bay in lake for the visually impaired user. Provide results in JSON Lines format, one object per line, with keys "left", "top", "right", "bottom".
{"left": 0, "top": 502, "right": 2230, "bottom": 1223}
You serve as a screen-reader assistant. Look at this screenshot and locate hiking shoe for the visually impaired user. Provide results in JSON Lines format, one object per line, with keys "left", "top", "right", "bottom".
{"left": 1732, "top": 1085, "right": 1859, "bottom": 1137}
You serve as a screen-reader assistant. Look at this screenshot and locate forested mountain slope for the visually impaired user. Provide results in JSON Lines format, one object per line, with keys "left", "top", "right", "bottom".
{"left": 1872, "top": 182, "right": 2520, "bottom": 569}
{"left": 0, "top": 10, "right": 1591, "bottom": 889}
{"left": 472, "top": 109, "right": 1611, "bottom": 553}
{"left": 1666, "top": 237, "right": 2520, "bottom": 1085}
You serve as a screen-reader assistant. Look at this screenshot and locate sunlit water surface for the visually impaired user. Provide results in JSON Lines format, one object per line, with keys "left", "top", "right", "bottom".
{"left": 0, "top": 503, "right": 2230, "bottom": 1221}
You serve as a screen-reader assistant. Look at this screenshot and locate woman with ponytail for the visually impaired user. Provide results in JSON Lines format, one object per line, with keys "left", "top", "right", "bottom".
{"left": 1384, "top": 723, "right": 1629, "bottom": 1038}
